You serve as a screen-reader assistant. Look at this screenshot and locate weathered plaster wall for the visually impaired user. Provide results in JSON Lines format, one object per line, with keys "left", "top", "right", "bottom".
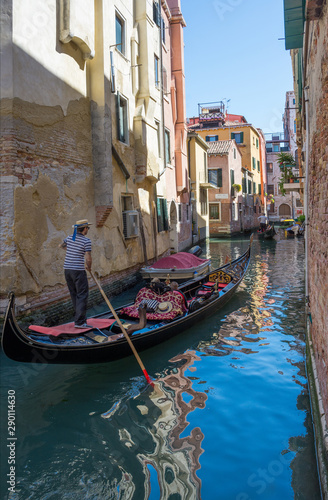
{"left": 306, "top": 3, "right": 328, "bottom": 423}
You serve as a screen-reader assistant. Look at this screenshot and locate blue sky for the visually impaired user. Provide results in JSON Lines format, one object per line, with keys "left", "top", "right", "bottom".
{"left": 180, "top": 0, "right": 293, "bottom": 133}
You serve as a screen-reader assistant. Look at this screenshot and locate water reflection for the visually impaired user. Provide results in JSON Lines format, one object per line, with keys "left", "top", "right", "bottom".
{"left": 99, "top": 352, "right": 206, "bottom": 499}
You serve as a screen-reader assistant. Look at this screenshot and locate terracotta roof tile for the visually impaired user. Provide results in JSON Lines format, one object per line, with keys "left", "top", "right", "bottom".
{"left": 207, "top": 140, "right": 233, "bottom": 155}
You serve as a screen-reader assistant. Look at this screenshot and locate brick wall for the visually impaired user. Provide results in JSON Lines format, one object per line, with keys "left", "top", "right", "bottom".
{"left": 307, "top": 5, "right": 328, "bottom": 422}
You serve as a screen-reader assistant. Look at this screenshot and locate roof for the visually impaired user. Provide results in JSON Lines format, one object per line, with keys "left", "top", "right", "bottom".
{"left": 207, "top": 140, "right": 233, "bottom": 155}
{"left": 225, "top": 113, "right": 247, "bottom": 123}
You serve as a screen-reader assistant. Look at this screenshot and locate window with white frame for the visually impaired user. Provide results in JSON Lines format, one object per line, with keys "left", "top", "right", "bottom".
{"left": 209, "top": 203, "right": 221, "bottom": 220}
{"left": 115, "top": 12, "right": 125, "bottom": 55}
{"left": 155, "top": 120, "right": 161, "bottom": 157}
{"left": 208, "top": 168, "right": 222, "bottom": 187}
{"left": 154, "top": 55, "right": 160, "bottom": 88}
{"left": 117, "top": 93, "right": 128, "bottom": 143}
{"left": 200, "top": 188, "right": 207, "bottom": 216}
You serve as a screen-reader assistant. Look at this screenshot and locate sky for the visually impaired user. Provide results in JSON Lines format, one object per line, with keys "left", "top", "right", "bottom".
{"left": 180, "top": 0, "right": 293, "bottom": 133}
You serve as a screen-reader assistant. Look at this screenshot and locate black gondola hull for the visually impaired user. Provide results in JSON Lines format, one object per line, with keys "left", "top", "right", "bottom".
{"left": 2, "top": 244, "right": 251, "bottom": 364}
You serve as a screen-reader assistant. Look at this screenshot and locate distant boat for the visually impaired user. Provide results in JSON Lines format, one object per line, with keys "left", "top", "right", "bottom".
{"left": 257, "top": 223, "right": 276, "bottom": 240}
{"left": 140, "top": 252, "right": 211, "bottom": 281}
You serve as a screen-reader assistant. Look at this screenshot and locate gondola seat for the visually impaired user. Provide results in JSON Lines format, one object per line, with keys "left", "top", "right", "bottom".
{"left": 120, "top": 287, "right": 185, "bottom": 320}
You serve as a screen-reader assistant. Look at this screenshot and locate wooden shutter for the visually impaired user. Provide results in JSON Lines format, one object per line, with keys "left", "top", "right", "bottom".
{"left": 240, "top": 132, "right": 244, "bottom": 143}
{"left": 116, "top": 93, "right": 121, "bottom": 141}
{"left": 156, "top": 198, "right": 163, "bottom": 232}
{"left": 231, "top": 132, "right": 235, "bottom": 140}
{"left": 218, "top": 169, "right": 222, "bottom": 187}
{"left": 162, "top": 199, "right": 169, "bottom": 230}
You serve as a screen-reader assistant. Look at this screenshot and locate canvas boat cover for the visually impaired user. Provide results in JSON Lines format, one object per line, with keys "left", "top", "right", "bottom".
{"left": 148, "top": 252, "right": 209, "bottom": 270}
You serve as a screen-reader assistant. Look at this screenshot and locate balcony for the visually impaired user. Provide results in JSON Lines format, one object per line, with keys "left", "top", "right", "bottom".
{"left": 283, "top": 178, "right": 304, "bottom": 192}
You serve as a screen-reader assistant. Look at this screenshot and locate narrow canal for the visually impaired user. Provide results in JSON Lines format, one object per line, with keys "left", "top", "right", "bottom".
{"left": 0, "top": 235, "right": 322, "bottom": 499}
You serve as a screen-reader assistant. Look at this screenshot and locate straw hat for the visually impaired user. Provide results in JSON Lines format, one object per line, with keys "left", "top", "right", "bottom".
{"left": 158, "top": 301, "right": 173, "bottom": 313}
{"left": 72, "top": 219, "right": 93, "bottom": 228}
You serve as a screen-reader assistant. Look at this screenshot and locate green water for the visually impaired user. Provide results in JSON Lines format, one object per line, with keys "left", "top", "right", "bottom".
{"left": 0, "top": 237, "right": 321, "bottom": 499}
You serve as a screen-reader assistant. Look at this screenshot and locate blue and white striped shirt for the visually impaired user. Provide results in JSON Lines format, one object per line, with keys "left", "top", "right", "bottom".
{"left": 63, "top": 234, "right": 92, "bottom": 271}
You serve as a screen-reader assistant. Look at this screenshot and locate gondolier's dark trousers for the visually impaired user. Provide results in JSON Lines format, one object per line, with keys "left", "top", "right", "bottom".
{"left": 64, "top": 269, "right": 89, "bottom": 325}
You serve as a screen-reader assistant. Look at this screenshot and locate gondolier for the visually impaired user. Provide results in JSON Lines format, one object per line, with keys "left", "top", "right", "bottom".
{"left": 258, "top": 214, "right": 269, "bottom": 232}
{"left": 59, "top": 219, "right": 92, "bottom": 328}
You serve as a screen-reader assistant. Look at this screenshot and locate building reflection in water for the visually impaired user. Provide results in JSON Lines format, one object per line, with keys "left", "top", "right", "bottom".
{"left": 102, "top": 351, "right": 207, "bottom": 499}
{"left": 137, "top": 351, "right": 207, "bottom": 499}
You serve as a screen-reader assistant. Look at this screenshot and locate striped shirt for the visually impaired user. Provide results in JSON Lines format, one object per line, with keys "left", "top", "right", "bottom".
{"left": 63, "top": 234, "right": 92, "bottom": 271}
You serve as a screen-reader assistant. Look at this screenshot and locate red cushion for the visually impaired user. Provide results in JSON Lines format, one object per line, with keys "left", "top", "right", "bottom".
{"left": 29, "top": 318, "right": 116, "bottom": 337}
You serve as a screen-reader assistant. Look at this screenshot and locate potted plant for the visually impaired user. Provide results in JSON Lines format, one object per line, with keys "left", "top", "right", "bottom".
{"left": 276, "top": 152, "right": 296, "bottom": 196}
{"left": 232, "top": 183, "right": 242, "bottom": 193}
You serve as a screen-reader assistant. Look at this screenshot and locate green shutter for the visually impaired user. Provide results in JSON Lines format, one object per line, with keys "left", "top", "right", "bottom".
{"left": 258, "top": 184, "right": 261, "bottom": 195}
{"left": 230, "top": 169, "right": 235, "bottom": 185}
{"left": 162, "top": 199, "right": 169, "bottom": 230}
{"left": 157, "top": 198, "right": 163, "bottom": 232}
{"left": 240, "top": 132, "right": 244, "bottom": 143}
{"left": 218, "top": 169, "right": 222, "bottom": 187}
{"left": 231, "top": 132, "right": 235, "bottom": 140}
{"left": 205, "top": 136, "right": 209, "bottom": 142}
{"left": 253, "top": 182, "right": 256, "bottom": 193}
{"left": 242, "top": 178, "right": 246, "bottom": 193}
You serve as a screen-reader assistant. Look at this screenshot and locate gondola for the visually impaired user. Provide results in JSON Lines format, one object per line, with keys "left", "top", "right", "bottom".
{"left": 257, "top": 223, "right": 276, "bottom": 240}
{"left": 1, "top": 240, "right": 252, "bottom": 365}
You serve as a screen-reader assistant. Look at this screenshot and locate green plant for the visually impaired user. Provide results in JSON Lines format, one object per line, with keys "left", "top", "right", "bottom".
{"left": 232, "top": 183, "right": 242, "bottom": 192}
{"left": 276, "top": 152, "right": 296, "bottom": 196}
{"left": 297, "top": 214, "right": 305, "bottom": 223}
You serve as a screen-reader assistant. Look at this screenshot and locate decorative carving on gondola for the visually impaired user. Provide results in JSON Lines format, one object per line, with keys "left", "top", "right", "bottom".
{"left": 208, "top": 270, "right": 232, "bottom": 284}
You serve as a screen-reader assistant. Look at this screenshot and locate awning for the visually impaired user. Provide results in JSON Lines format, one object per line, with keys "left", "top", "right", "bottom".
{"left": 283, "top": 0, "right": 305, "bottom": 50}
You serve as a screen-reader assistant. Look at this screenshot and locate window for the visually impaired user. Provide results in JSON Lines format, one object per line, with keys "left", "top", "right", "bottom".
{"left": 256, "top": 138, "right": 259, "bottom": 149}
{"left": 231, "top": 132, "right": 244, "bottom": 144}
{"left": 252, "top": 157, "right": 256, "bottom": 169}
{"left": 267, "top": 162, "right": 273, "bottom": 173}
{"left": 293, "top": 98, "right": 295, "bottom": 105}
{"left": 154, "top": 120, "right": 161, "bottom": 157}
{"left": 253, "top": 182, "right": 256, "bottom": 194}
{"left": 209, "top": 203, "right": 220, "bottom": 220}
{"left": 234, "top": 148, "right": 236, "bottom": 159}
{"left": 273, "top": 144, "right": 280, "bottom": 152}
{"left": 117, "top": 93, "right": 128, "bottom": 143}
{"left": 161, "top": 17, "right": 166, "bottom": 44}
{"left": 267, "top": 185, "right": 274, "bottom": 196}
{"left": 205, "top": 135, "right": 218, "bottom": 142}
{"left": 230, "top": 169, "right": 235, "bottom": 196}
{"left": 242, "top": 177, "right": 246, "bottom": 193}
{"left": 154, "top": 55, "right": 160, "bottom": 88}
{"left": 157, "top": 198, "right": 169, "bottom": 232}
{"left": 164, "top": 129, "right": 170, "bottom": 164}
{"left": 115, "top": 13, "right": 125, "bottom": 55}
{"left": 248, "top": 179, "right": 252, "bottom": 193}
{"left": 294, "top": 120, "right": 296, "bottom": 133}
{"left": 122, "top": 194, "right": 133, "bottom": 211}
{"left": 186, "top": 204, "right": 189, "bottom": 221}
{"left": 153, "top": 1, "right": 161, "bottom": 26}
{"left": 257, "top": 160, "right": 260, "bottom": 172}
{"left": 178, "top": 204, "right": 182, "bottom": 222}
{"left": 200, "top": 188, "right": 207, "bottom": 216}
{"left": 258, "top": 184, "right": 261, "bottom": 195}
{"left": 208, "top": 168, "right": 222, "bottom": 187}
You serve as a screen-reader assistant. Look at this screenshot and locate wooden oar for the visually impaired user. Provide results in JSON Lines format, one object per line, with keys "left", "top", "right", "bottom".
{"left": 89, "top": 270, "right": 153, "bottom": 386}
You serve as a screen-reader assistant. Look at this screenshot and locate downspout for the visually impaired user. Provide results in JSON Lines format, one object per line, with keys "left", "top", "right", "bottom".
{"left": 304, "top": 85, "right": 309, "bottom": 310}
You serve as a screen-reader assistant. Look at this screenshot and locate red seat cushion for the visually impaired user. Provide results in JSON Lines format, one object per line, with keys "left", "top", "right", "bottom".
{"left": 29, "top": 318, "right": 116, "bottom": 337}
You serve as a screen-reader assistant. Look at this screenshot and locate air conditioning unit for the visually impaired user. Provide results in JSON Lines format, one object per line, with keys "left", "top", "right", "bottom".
{"left": 122, "top": 210, "right": 139, "bottom": 238}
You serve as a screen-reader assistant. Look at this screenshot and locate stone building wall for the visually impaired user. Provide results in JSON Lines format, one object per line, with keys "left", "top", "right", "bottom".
{"left": 306, "top": 1, "right": 328, "bottom": 424}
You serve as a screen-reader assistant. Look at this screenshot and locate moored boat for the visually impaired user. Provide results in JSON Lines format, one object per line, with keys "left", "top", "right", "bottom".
{"left": 1, "top": 239, "right": 252, "bottom": 365}
{"left": 140, "top": 252, "right": 211, "bottom": 281}
{"left": 257, "top": 223, "right": 276, "bottom": 240}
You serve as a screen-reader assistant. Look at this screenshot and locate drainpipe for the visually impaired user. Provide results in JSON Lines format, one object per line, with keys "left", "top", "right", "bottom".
{"left": 304, "top": 86, "right": 309, "bottom": 310}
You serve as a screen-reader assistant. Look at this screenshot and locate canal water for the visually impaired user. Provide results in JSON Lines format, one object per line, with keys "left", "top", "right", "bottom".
{"left": 0, "top": 235, "right": 322, "bottom": 500}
